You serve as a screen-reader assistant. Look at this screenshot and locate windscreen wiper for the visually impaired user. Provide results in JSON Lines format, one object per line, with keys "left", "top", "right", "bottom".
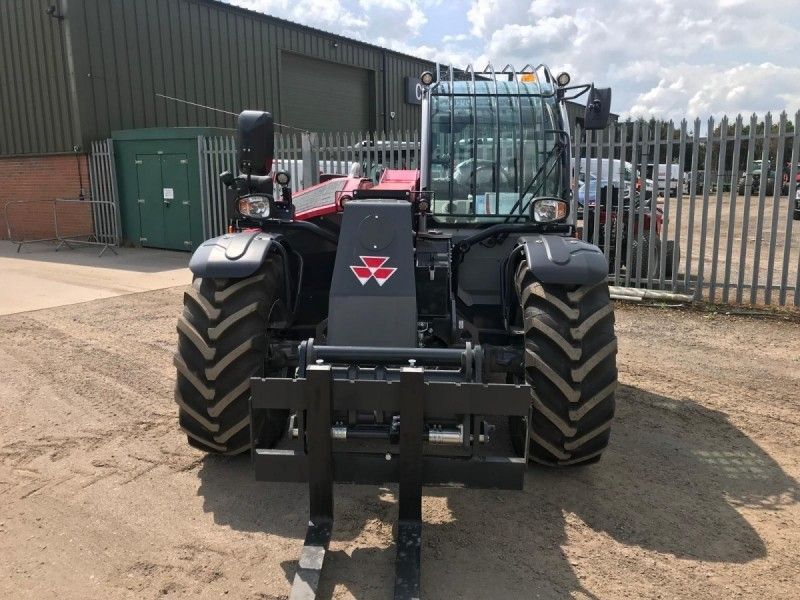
{"left": 503, "top": 140, "right": 565, "bottom": 223}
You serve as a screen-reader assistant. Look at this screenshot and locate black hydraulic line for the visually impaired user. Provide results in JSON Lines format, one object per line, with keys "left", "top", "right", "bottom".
{"left": 264, "top": 219, "right": 338, "bottom": 244}
{"left": 453, "top": 222, "right": 569, "bottom": 254}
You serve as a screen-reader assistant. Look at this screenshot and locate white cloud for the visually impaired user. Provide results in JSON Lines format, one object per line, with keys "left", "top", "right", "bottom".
{"left": 222, "top": 0, "right": 800, "bottom": 118}
{"left": 628, "top": 63, "right": 800, "bottom": 120}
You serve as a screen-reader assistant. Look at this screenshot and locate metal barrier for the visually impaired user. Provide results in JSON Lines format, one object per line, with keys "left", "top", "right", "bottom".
{"left": 5, "top": 198, "right": 120, "bottom": 256}
{"left": 198, "top": 131, "right": 421, "bottom": 238}
{"left": 574, "top": 111, "right": 799, "bottom": 308}
{"left": 89, "top": 139, "right": 122, "bottom": 245}
{"left": 197, "top": 115, "right": 798, "bottom": 308}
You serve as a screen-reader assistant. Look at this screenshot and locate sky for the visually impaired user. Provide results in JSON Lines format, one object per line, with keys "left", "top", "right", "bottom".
{"left": 225, "top": 0, "right": 800, "bottom": 121}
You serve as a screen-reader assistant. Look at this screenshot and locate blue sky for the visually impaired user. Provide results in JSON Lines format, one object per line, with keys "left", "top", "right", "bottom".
{"left": 226, "top": 0, "right": 800, "bottom": 121}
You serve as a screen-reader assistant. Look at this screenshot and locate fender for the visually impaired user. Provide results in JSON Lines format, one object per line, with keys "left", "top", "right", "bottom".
{"left": 189, "top": 230, "right": 278, "bottom": 279}
{"left": 516, "top": 234, "right": 608, "bottom": 286}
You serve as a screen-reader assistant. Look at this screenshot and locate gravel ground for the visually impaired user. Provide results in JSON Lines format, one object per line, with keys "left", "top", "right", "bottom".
{"left": 0, "top": 288, "right": 798, "bottom": 599}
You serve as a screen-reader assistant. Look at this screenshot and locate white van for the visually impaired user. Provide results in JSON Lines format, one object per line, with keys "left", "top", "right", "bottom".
{"left": 571, "top": 158, "right": 653, "bottom": 192}
{"left": 646, "top": 163, "right": 684, "bottom": 195}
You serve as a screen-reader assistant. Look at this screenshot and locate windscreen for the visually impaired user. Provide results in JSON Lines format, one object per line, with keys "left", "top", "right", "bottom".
{"left": 428, "top": 79, "right": 566, "bottom": 222}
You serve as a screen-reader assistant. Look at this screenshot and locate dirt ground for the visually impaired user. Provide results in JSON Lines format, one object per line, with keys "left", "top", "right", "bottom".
{"left": 1, "top": 289, "right": 799, "bottom": 599}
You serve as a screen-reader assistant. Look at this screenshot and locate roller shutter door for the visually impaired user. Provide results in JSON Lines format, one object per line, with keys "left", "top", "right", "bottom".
{"left": 280, "top": 53, "right": 373, "bottom": 132}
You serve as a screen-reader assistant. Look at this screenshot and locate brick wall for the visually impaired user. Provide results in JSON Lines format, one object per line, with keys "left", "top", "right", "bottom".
{"left": 0, "top": 154, "right": 94, "bottom": 241}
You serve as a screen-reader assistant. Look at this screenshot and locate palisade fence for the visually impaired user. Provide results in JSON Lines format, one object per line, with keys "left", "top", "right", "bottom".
{"left": 198, "top": 130, "right": 420, "bottom": 239}
{"left": 198, "top": 113, "right": 799, "bottom": 308}
{"left": 573, "top": 112, "right": 799, "bottom": 307}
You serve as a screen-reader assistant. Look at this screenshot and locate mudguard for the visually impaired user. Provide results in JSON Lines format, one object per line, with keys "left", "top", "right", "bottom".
{"left": 517, "top": 234, "right": 608, "bottom": 286}
{"left": 189, "top": 230, "right": 277, "bottom": 279}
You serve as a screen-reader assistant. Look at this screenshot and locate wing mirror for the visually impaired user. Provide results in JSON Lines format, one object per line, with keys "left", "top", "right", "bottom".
{"left": 236, "top": 110, "right": 274, "bottom": 176}
{"left": 584, "top": 86, "right": 612, "bottom": 130}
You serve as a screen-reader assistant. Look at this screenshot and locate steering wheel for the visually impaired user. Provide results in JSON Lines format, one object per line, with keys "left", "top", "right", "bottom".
{"left": 453, "top": 158, "right": 512, "bottom": 189}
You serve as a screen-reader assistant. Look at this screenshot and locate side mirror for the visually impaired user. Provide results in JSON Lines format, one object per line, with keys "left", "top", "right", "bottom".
{"left": 584, "top": 86, "right": 612, "bottom": 130}
{"left": 236, "top": 111, "right": 274, "bottom": 176}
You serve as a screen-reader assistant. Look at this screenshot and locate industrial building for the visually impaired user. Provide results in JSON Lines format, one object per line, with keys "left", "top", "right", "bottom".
{"left": 0, "top": 0, "right": 433, "bottom": 242}
{"left": 0, "top": 0, "right": 614, "bottom": 248}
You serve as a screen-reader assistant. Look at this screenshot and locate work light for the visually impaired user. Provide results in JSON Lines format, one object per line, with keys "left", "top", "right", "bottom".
{"left": 531, "top": 197, "right": 568, "bottom": 222}
{"left": 238, "top": 195, "right": 271, "bottom": 218}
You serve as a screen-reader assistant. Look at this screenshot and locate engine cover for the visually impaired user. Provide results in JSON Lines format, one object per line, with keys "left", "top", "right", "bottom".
{"left": 327, "top": 200, "right": 417, "bottom": 347}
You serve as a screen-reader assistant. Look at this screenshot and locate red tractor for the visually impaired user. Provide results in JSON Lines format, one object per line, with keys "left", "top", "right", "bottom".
{"left": 175, "top": 66, "right": 616, "bottom": 599}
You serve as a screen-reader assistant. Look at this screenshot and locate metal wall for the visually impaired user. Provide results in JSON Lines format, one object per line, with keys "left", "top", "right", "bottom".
{"left": 17, "top": 0, "right": 432, "bottom": 155}
{"left": 0, "top": 0, "right": 79, "bottom": 155}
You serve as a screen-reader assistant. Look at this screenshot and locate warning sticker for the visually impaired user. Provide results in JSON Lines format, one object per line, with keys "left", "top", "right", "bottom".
{"left": 163, "top": 188, "right": 174, "bottom": 200}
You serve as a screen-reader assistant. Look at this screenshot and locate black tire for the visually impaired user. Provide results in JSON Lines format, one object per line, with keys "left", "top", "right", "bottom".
{"left": 510, "top": 262, "right": 618, "bottom": 466}
{"left": 663, "top": 240, "right": 678, "bottom": 278}
{"left": 174, "top": 255, "right": 288, "bottom": 454}
{"left": 630, "top": 232, "right": 660, "bottom": 279}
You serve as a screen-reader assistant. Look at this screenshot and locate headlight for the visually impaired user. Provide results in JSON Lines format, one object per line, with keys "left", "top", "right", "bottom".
{"left": 238, "top": 195, "right": 271, "bottom": 218}
{"left": 531, "top": 198, "right": 568, "bottom": 223}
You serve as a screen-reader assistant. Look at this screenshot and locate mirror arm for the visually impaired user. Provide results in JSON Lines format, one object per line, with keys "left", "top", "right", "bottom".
{"left": 559, "top": 84, "right": 592, "bottom": 102}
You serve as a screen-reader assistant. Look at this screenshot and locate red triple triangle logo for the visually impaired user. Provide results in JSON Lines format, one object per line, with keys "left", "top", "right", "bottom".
{"left": 350, "top": 256, "right": 397, "bottom": 286}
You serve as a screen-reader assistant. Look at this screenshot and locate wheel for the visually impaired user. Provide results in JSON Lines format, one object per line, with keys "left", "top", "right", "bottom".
{"left": 174, "top": 255, "right": 288, "bottom": 454}
{"left": 663, "top": 240, "right": 678, "bottom": 278}
{"left": 630, "top": 232, "right": 661, "bottom": 279}
{"left": 510, "top": 262, "right": 618, "bottom": 466}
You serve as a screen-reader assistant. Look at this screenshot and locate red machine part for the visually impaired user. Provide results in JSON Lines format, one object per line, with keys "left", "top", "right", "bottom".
{"left": 294, "top": 169, "right": 420, "bottom": 221}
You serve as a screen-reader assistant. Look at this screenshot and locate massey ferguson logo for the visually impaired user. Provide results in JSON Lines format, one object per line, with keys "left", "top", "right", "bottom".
{"left": 350, "top": 256, "right": 397, "bottom": 286}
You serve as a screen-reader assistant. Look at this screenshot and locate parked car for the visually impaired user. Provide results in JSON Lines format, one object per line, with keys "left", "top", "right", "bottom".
{"left": 572, "top": 157, "right": 654, "bottom": 197}
{"left": 795, "top": 181, "right": 800, "bottom": 220}
{"left": 646, "top": 163, "right": 683, "bottom": 196}
{"left": 738, "top": 159, "right": 775, "bottom": 196}
{"left": 782, "top": 162, "right": 800, "bottom": 195}
{"left": 576, "top": 173, "right": 598, "bottom": 206}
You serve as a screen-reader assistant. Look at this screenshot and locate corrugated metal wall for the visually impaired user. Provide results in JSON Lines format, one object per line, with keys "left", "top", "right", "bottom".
{"left": 0, "top": 0, "right": 78, "bottom": 155}
{"left": 55, "top": 0, "right": 432, "bottom": 153}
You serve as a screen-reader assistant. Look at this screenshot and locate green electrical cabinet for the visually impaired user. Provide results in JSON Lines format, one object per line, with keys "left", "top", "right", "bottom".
{"left": 112, "top": 127, "right": 231, "bottom": 251}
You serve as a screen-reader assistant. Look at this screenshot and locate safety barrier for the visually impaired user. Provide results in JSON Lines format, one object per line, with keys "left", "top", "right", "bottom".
{"left": 5, "top": 198, "right": 120, "bottom": 256}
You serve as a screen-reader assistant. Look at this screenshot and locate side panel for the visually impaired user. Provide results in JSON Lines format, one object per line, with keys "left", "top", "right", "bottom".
{"left": 518, "top": 234, "right": 608, "bottom": 286}
{"left": 189, "top": 230, "right": 276, "bottom": 278}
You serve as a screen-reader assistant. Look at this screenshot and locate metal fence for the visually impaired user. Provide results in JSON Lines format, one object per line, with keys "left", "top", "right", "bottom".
{"left": 5, "top": 198, "right": 119, "bottom": 256}
{"left": 198, "top": 116, "right": 799, "bottom": 307}
{"left": 198, "top": 130, "right": 421, "bottom": 238}
{"left": 88, "top": 139, "right": 122, "bottom": 247}
{"left": 573, "top": 112, "right": 799, "bottom": 307}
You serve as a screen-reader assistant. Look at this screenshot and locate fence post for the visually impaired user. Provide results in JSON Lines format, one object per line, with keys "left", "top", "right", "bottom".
{"left": 302, "top": 132, "right": 320, "bottom": 188}
{"left": 197, "top": 135, "right": 210, "bottom": 240}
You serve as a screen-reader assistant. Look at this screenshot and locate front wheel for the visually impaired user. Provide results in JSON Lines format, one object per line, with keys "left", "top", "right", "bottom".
{"left": 510, "top": 262, "right": 618, "bottom": 466}
{"left": 174, "top": 255, "right": 288, "bottom": 454}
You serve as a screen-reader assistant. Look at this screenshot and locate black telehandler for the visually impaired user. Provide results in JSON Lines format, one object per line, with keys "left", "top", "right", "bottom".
{"left": 174, "top": 65, "right": 616, "bottom": 599}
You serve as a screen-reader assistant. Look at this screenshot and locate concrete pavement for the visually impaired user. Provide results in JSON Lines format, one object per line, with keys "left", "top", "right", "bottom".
{"left": 0, "top": 241, "right": 191, "bottom": 315}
